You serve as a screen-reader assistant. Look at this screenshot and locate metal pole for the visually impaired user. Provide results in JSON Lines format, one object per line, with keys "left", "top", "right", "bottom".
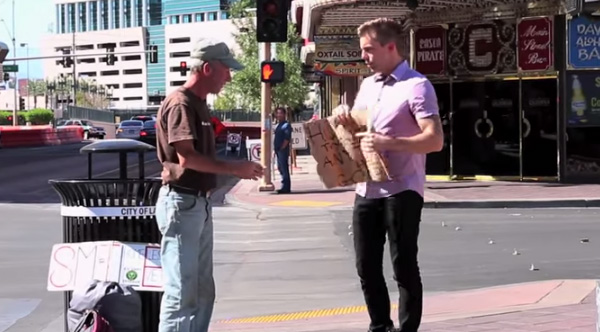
{"left": 12, "top": 0, "right": 17, "bottom": 125}
{"left": 258, "top": 42, "right": 274, "bottom": 192}
{"left": 72, "top": 31, "right": 77, "bottom": 107}
{"left": 26, "top": 45, "right": 29, "bottom": 109}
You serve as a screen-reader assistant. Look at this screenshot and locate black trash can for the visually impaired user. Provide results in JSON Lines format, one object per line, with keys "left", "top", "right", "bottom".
{"left": 49, "top": 139, "right": 163, "bottom": 332}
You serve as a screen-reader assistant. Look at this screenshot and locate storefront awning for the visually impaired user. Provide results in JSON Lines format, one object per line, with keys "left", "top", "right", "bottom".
{"left": 302, "top": 0, "right": 563, "bottom": 39}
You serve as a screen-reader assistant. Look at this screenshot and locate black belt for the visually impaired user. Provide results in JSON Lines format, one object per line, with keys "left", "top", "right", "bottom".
{"left": 167, "top": 185, "right": 209, "bottom": 198}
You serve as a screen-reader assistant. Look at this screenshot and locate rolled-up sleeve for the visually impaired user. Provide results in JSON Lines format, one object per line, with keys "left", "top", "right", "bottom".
{"left": 409, "top": 80, "right": 439, "bottom": 119}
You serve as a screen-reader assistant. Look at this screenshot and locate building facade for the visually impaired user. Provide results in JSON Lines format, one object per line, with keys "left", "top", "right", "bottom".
{"left": 42, "top": 0, "right": 237, "bottom": 109}
{"left": 295, "top": 0, "right": 600, "bottom": 182}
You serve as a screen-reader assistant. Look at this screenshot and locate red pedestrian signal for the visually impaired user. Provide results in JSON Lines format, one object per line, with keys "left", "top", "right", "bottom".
{"left": 179, "top": 61, "right": 188, "bottom": 76}
{"left": 260, "top": 61, "right": 284, "bottom": 83}
{"left": 262, "top": 64, "right": 273, "bottom": 80}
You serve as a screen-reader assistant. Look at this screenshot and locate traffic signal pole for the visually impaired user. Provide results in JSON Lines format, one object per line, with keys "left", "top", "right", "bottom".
{"left": 258, "top": 41, "right": 274, "bottom": 192}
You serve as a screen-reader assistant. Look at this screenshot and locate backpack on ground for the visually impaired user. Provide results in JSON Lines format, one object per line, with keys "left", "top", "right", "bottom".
{"left": 71, "top": 310, "right": 114, "bottom": 332}
{"left": 68, "top": 280, "right": 143, "bottom": 332}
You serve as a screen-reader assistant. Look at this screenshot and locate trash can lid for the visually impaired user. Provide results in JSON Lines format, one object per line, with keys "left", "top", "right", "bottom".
{"left": 80, "top": 139, "right": 156, "bottom": 154}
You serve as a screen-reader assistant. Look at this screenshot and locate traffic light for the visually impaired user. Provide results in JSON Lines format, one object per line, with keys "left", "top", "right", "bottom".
{"left": 19, "top": 97, "right": 24, "bottom": 110}
{"left": 61, "top": 49, "right": 73, "bottom": 68}
{"left": 107, "top": 47, "right": 116, "bottom": 66}
{"left": 179, "top": 61, "right": 188, "bottom": 76}
{"left": 3, "top": 73, "right": 8, "bottom": 82}
{"left": 260, "top": 60, "right": 285, "bottom": 84}
{"left": 256, "top": 0, "right": 288, "bottom": 43}
{"left": 149, "top": 45, "right": 158, "bottom": 64}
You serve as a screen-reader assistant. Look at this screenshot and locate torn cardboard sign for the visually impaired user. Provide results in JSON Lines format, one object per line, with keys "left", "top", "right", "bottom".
{"left": 303, "top": 111, "right": 390, "bottom": 189}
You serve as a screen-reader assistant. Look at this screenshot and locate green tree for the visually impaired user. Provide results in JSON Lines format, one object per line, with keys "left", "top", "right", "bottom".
{"left": 214, "top": 0, "right": 309, "bottom": 111}
{"left": 28, "top": 80, "right": 47, "bottom": 109}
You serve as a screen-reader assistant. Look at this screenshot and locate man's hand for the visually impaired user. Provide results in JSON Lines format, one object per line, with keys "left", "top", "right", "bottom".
{"left": 230, "top": 160, "right": 265, "bottom": 180}
{"left": 356, "top": 132, "right": 395, "bottom": 153}
{"left": 332, "top": 104, "right": 356, "bottom": 128}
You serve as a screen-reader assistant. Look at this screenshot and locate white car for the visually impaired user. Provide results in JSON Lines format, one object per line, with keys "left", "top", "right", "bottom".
{"left": 116, "top": 120, "right": 144, "bottom": 139}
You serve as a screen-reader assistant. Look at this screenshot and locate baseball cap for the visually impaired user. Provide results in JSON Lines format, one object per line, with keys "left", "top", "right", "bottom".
{"left": 191, "top": 37, "right": 244, "bottom": 71}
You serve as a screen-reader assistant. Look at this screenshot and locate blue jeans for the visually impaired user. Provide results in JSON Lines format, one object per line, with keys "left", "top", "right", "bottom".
{"left": 155, "top": 186, "right": 215, "bottom": 332}
{"left": 276, "top": 150, "right": 290, "bottom": 191}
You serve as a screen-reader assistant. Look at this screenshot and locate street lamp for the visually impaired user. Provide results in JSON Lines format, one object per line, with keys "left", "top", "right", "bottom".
{"left": 20, "top": 42, "right": 29, "bottom": 109}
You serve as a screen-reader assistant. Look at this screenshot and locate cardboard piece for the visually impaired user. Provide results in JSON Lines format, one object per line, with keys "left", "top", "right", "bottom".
{"left": 303, "top": 107, "right": 390, "bottom": 189}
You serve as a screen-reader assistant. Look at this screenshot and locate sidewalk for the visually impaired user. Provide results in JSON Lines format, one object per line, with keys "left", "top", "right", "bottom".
{"left": 211, "top": 279, "right": 597, "bottom": 331}
{"left": 225, "top": 155, "right": 600, "bottom": 209}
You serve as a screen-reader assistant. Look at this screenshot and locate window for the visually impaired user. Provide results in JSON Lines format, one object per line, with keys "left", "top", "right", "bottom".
{"left": 170, "top": 81, "right": 185, "bottom": 86}
{"left": 123, "top": 83, "right": 143, "bottom": 88}
{"left": 169, "top": 37, "right": 190, "bottom": 44}
{"left": 124, "top": 69, "right": 143, "bottom": 75}
{"left": 76, "top": 44, "right": 94, "bottom": 51}
{"left": 120, "top": 41, "right": 140, "bottom": 47}
{"left": 124, "top": 96, "right": 144, "bottom": 101}
{"left": 101, "top": 70, "right": 119, "bottom": 76}
{"left": 123, "top": 55, "right": 142, "bottom": 61}
{"left": 183, "top": 14, "right": 192, "bottom": 23}
{"left": 170, "top": 51, "right": 190, "bottom": 58}
{"left": 208, "top": 12, "right": 216, "bottom": 21}
{"left": 170, "top": 16, "right": 179, "bottom": 24}
{"left": 78, "top": 58, "right": 96, "bottom": 64}
{"left": 195, "top": 13, "right": 204, "bottom": 22}
{"left": 220, "top": 12, "right": 230, "bottom": 20}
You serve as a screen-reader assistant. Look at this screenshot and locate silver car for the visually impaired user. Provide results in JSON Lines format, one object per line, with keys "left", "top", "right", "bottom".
{"left": 116, "top": 120, "right": 144, "bottom": 139}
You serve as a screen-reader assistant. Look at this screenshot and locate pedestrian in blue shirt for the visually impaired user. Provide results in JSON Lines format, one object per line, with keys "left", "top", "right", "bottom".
{"left": 274, "top": 107, "right": 292, "bottom": 193}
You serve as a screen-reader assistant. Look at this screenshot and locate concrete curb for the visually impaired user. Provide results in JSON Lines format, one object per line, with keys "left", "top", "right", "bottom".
{"left": 222, "top": 180, "right": 600, "bottom": 210}
{"left": 423, "top": 199, "right": 600, "bottom": 209}
{"left": 225, "top": 194, "right": 600, "bottom": 210}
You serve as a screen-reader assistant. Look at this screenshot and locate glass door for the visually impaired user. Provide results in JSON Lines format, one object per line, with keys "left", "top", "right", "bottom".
{"left": 426, "top": 83, "right": 451, "bottom": 175}
{"left": 452, "top": 79, "right": 521, "bottom": 177}
{"left": 521, "top": 78, "right": 558, "bottom": 178}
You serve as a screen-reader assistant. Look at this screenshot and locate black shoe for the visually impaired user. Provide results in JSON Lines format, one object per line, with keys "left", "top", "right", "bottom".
{"left": 276, "top": 189, "right": 290, "bottom": 194}
{"left": 368, "top": 326, "right": 395, "bottom": 332}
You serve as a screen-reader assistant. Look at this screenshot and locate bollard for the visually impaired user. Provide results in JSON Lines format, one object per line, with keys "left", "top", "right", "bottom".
{"left": 49, "top": 139, "right": 162, "bottom": 332}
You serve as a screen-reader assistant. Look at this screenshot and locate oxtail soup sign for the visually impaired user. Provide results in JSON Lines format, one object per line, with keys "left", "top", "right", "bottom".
{"left": 518, "top": 17, "right": 553, "bottom": 71}
{"left": 415, "top": 26, "right": 446, "bottom": 75}
{"left": 447, "top": 20, "right": 517, "bottom": 76}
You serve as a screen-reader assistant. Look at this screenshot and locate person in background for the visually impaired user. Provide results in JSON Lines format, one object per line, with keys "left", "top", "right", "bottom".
{"left": 337, "top": 18, "right": 444, "bottom": 332}
{"left": 155, "top": 37, "right": 264, "bottom": 332}
{"left": 274, "top": 106, "right": 292, "bottom": 193}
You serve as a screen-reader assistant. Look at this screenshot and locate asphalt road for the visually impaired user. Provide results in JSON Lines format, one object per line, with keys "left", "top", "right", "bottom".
{"left": 2, "top": 143, "right": 600, "bottom": 330}
{"left": 0, "top": 141, "right": 162, "bottom": 204}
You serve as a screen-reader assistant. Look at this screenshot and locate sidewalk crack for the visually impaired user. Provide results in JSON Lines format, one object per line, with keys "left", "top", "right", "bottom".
{"left": 535, "top": 280, "right": 564, "bottom": 304}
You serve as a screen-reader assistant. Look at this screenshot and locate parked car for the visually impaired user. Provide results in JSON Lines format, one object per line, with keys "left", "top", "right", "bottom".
{"left": 131, "top": 115, "right": 156, "bottom": 123}
{"left": 57, "top": 119, "right": 106, "bottom": 140}
{"left": 139, "top": 120, "right": 156, "bottom": 145}
{"left": 116, "top": 120, "right": 144, "bottom": 139}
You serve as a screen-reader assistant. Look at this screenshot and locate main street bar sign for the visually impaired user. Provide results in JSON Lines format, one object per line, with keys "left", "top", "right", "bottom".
{"left": 518, "top": 17, "right": 554, "bottom": 72}
{"left": 414, "top": 26, "right": 447, "bottom": 75}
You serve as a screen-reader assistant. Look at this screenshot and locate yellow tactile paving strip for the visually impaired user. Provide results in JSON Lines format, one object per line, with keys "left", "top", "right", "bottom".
{"left": 217, "top": 304, "right": 399, "bottom": 324}
{"left": 269, "top": 200, "right": 343, "bottom": 207}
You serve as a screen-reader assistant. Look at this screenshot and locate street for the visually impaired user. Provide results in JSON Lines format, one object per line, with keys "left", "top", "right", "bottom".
{"left": 1, "top": 144, "right": 600, "bottom": 331}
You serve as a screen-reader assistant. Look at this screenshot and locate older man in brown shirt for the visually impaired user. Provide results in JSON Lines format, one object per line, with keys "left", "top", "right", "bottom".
{"left": 155, "top": 37, "right": 264, "bottom": 332}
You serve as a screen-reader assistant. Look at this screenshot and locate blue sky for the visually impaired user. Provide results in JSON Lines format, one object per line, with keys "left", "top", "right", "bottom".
{"left": 0, "top": 0, "right": 55, "bottom": 80}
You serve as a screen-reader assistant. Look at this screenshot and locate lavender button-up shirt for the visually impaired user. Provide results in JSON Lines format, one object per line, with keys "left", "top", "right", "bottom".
{"left": 353, "top": 60, "right": 439, "bottom": 199}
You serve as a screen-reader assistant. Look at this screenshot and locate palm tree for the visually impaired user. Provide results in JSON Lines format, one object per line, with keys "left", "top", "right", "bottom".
{"left": 28, "top": 80, "right": 47, "bottom": 109}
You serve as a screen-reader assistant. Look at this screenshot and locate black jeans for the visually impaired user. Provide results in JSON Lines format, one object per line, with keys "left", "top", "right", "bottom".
{"left": 352, "top": 190, "right": 424, "bottom": 332}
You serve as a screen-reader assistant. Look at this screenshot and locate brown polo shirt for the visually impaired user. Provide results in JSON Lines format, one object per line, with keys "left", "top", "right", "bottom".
{"left": 156, "top": 87, "right": 216, "bottom": 193}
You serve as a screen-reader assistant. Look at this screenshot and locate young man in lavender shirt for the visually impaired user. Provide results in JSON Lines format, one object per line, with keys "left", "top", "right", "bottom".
{"left": 337, "top": 18, "right": 444, "bottom": 332}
